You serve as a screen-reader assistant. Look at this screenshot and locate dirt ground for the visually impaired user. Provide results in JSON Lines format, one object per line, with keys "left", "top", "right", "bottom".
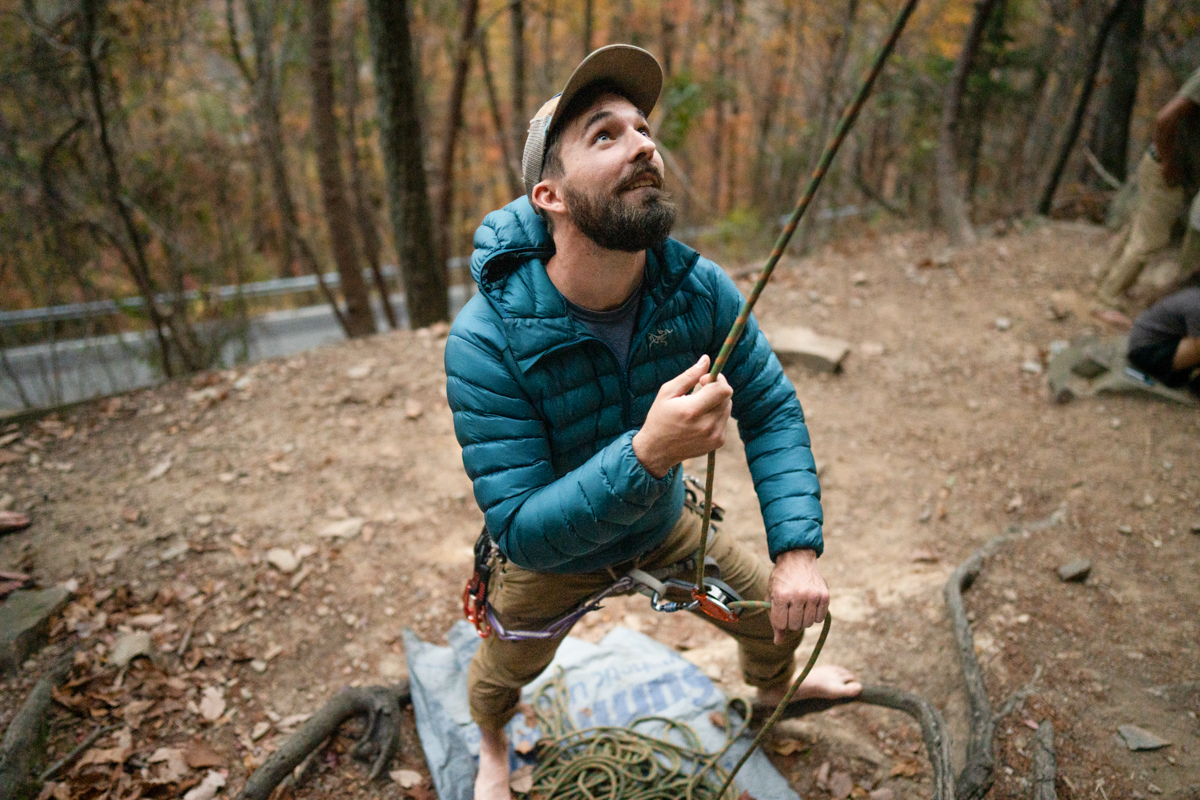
{"left": 2, "top": 218, "right": 1198, "bottom": 800}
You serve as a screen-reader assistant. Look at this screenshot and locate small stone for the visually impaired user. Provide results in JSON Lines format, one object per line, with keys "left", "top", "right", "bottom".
{"left": 768, "top": 327, "right": 851, "bottom": 373}
{"left": 0, "top": 586, "right": 72, "bottom": 674}
{"left": 995, "top": 317, "right": 1012, "bottom": 331}
{"left": 129, "top": 613, "right": 164, "bottom": 629}
{"left": 317, "top": 518, "right": 365, "bottom": 539}
{"left": 378, "top": 653, "right": 406, "bottom": 681}
{"left": 859, "top": 341, "right": 886, "bottom": 358}
{"left": 1111, "top": 417, "right": 1121, "bottom": 429}
{"left": 1191, "top": 523, "right": 1200, "bottom": 535}
{"left": 346, "top": 363, "right": 373, "bottom": 380}
{"left": 217, "top": 472, "right": 236, "bottom": 484}
{"left": 1022, "top": 360, "right": 1043, "bottom": 374}
{"left": 851, "top": 271, "right": 868, "bottom": 285}
{"left": 110, "top": 631, "right": 154, "bottom": 668}
{"left": 391, "top": 769, "right": 422, "bottom": 789}
{"left": 146, "top": 458, "right": 172, "bottom": 481}
{"left": 194, "top": 513, "right": 213, "bottom": 527}
{"left": 910, "top": 548, "right": 939, "bottom": 563}
{"left": 404, "top": 400, "right": 424, "bottom": 420}
{"left": 122, "top": 506, "right": 141, "bottom": 524}
{"left": 869, "top": 790, "right": 895, "bottom": 800}
{"left": 250, "top": 659, "right": 267, "bottom": 673}
{"left": 829, "top": 770, "right": 854, "bottom": 799}
{"left": 251, "top": 721, "right": 271, "bottom": 740}
{"left": 917, "top": 506, "right": 932, "bottom": 524}
{"left": 815, "top": 761, "right": 831, "bottom": 790}
{"left": 1118, "top": 524, "right": 1134, "bottom": 536}
{"left": 1056, "top": 559, "right": 1091, "bottom": 583}
{"left": 1117, "top": 724, "right": 1171, "bottom": 751}
{"left": 265, "top": 548, "right": 299, "bottom": 574}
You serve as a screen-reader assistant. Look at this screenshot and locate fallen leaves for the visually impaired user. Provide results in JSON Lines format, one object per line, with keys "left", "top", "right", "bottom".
{"left": 198, "top": 686, "right": 226, "bottom": 722}
{"left": 391, "top": 768, "right": 423, "bottom": 788}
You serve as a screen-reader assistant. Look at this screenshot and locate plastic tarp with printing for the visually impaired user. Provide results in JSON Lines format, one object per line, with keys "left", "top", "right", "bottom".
{"left": 404, "top": 621, "right": 800, "bottom": 800}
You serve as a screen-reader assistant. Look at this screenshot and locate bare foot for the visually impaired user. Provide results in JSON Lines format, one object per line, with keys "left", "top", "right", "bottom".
{"left": 475, "top": 725, "right": 513, "bottom": 800}
{"left": 757, "top": 664, "right": 862, "bottom": 707}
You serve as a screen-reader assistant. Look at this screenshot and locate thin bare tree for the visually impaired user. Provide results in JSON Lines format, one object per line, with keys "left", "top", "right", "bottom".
{"left": 936, "top": 0, "right": 1000, "bottom": 247}
{"left": 309, "top": 0, "right": 375, "bottom": 337}
{"left": 436, "top": 0, "right": 481, "bottom": 267}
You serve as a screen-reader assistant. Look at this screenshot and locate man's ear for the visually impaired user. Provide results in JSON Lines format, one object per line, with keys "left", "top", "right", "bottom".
{"left": 531, "top": 179, "right": 567, "bottom": 218}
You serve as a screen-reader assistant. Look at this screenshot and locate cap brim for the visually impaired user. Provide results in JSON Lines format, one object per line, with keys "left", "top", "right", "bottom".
{"left": 549, "top": 45, "right": 663, "bottom": 138}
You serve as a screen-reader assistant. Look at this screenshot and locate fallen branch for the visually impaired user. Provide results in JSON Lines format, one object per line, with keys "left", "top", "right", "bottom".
{"left": 39, "top": 723, "right": 114, "bottom": 782}
{"left": 237, "top": 681, "right": 410, "bottom": 800}
{"left": 759, "top": 684, "right": 955, "bottom": 800}
{"left": 0, "top": 650, "right": 75, "bottom": 799}
{"left": 1032, "top": 720, "right": 1056, "bottom": 800}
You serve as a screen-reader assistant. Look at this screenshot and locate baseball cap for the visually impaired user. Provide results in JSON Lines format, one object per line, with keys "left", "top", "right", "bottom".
{"left": 522, "top": 44, "right": 664, "bottom": 201}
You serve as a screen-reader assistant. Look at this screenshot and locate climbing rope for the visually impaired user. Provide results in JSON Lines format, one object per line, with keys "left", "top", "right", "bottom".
{"left": 523, "top": 615, "right": 832, "bottom": 800}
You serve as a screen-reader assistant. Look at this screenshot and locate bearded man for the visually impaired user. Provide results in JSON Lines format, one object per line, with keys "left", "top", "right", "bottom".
{"left": 445, "top": 45, "right": 861, "bottom": 800}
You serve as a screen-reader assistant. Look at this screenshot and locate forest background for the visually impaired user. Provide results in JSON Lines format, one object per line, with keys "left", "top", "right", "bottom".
{"left": 2, "top": 0, "right": 1199, "bottom": 406}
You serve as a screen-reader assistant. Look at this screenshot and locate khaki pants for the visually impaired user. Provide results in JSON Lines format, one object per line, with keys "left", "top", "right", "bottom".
{"left": 1100, "top": 151, "right": 1199, "bottom": 302}
{"left": 467, "top": 507, "right": 803, "bottom": 730}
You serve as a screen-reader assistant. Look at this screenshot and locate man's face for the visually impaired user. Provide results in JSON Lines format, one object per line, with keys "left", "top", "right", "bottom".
{"left": 551, "top": 93, "right": 676, "bottom": 252}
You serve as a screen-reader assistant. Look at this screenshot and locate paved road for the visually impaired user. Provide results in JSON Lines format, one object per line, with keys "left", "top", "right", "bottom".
{"left": 1, "top": 287, "right": 474, "bottom": 412}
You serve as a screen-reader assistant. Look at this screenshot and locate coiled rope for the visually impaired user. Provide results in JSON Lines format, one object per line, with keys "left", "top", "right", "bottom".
{"left": 524, "top": 615, "right": 832, "bottom": 800}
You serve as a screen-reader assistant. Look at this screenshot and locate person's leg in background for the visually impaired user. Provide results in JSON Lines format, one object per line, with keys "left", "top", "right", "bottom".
{"left": 1099, "top": 151, "right": 1186, "bottom": 305}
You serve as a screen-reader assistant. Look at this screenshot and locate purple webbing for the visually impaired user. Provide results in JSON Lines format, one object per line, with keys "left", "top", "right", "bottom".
{"left": 487, "top": 577, "right": 635, "bottom": 641}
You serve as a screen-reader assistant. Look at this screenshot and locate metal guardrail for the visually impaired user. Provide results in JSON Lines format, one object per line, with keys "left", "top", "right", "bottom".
{"left": 0, "top": 259, "right": 471, "bottom": 329}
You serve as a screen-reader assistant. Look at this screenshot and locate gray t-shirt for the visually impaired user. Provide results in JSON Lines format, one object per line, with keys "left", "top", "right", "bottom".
{"left": 1129, "top": 285, "right": 1200, "bottom": 350}
{"left": 565, "top": 283, "right": 643, "bottom": 373}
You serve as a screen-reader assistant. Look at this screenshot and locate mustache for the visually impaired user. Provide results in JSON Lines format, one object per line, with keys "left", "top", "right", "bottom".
{"left": 616, "top": 164, "right": 664, "bottom": 192}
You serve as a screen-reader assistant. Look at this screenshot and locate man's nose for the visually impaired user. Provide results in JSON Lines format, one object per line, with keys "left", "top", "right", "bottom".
{"left": 629, "top": 128, "right": 656, "bottom": 161}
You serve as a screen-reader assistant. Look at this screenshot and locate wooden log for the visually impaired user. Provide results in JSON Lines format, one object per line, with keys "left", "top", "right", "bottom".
{"left": 0, "top": 652, "right": 74, "bottom": 800}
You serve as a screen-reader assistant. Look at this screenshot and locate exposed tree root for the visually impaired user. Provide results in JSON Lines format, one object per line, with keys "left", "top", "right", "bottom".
{"left": 0, "top": 651, "right": 74, "bottom": 800}
{"left": 758, "top": 684, "right": 955, "bottom": 800}
{"left": 1033, "top": 720, "right": 1057, "bottom": 800}
{"left": 237, "top": 680, "right": 411, "bottom": 800}
{"left": 945, "top": 505, "right": 1065, "bottom": 800}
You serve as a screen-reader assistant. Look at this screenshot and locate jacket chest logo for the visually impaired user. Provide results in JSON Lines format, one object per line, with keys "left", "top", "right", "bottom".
{"left": 647, "top": 327, "right": 672, "bottom": 346}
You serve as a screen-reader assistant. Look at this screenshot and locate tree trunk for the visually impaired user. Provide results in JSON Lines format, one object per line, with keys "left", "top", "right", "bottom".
{"left": 245, "top": 0, "right": 349, "bottom": 332}
{"left": 1089, "top": 0, "right": 1144, "bottom": 183}
{"left": 365, "top": 0, "right": 448, "bottom": 327}
{"left": 1036, "top": 0, "right": 1127, "bottom": 216}
{"left": 478, "top": 32, "right": 524, "bottom": 200}
{"left": 660, "top": 1, "right": 676, "bottom": 78}
{"left": 710, "top": 0, "right": 733, "bottom": 213}
{"left": 310, "top": 0, "right": 375, "bottom": 337}
{"left": 936, "top": 0, "right": 999, "bottom": 247}
{"left": 343, "top": 0, "right": 398, "bottom": 329}
{"left": 78, "top": 0, "right": 180, "bottom": 376}
{"left": 436, "top": 0, "right": 480, "bottom": 269}
{"left": 794, "top": 0, "right": 857, "bottom": 254}
{"left": 582, "top": 0, "right": 593, "bottom": 57}
{"left": 510, "top": 0, "right": 527, "bottom": 161}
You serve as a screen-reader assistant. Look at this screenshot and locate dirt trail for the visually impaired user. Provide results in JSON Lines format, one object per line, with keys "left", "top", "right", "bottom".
{"left": 2, "top": 219, "right": 1197, "bottom": 799}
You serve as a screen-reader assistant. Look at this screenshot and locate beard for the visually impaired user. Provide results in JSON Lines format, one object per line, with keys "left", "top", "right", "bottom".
{"left": 561, "top": 165, "right": 677, "bottom": 252}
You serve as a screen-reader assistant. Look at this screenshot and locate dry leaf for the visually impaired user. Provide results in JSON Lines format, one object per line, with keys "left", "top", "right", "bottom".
{"left": 182, "top": 769, "right": 226, "bottom": 800}
{"left": 199, "top": 686, "right": 226, "bottom": 721}
{"left": 509, "top": 765, "right": 534, "bottom": 794}
{"left": 185, "top": 740, "right": 224, "bottom": 768}
{"left": 390, "top": 769, "right": 422, "bottom": 789}
{"left": 708, "top": 711, "right": 727, "bottom": 728}
{"left": 772, "top": 737, "right": 806, "bottom": 756}
{"left": 122, "top": 699, "right": 156, "bottom": 729}
{"left": 889, "top": 759, "right": 922, "bottom": 778}
{"left": 148, "top": 747, "right": 190, "bottom": 782}
{"left": 514, "top": 740, "right": 536, "bottom": 756}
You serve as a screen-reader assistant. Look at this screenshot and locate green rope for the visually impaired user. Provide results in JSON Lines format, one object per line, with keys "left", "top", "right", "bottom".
{"left": 522, "top": 615, "right": 832, "bottom": 800}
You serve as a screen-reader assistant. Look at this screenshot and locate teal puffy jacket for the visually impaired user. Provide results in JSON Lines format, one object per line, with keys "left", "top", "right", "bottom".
{"left": 445, "top": 197, "right": 823, "bottom": 573}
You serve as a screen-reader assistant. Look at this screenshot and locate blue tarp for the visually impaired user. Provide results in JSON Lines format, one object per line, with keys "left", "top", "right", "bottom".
{"left": 404, "top": 621, "right": 801, "bottom": 800}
